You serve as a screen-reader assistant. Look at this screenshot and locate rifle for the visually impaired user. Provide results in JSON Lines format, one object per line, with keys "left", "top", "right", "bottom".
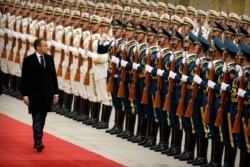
{"left": 176, "top": 50, "right": 187, "bottom": 116}
{"left": 14, "top": 18, "right": 22, "bottom": 64}
{"left": 83, "top": 11, "right": 93, "bottom": 86}
{"left": 232, "top": 65, "right": 244, "bottom": 133}
{"left": 141, "top": 48, "right": 151, "bottom": 104}
{"left": 107, "top": 37, "right": 117, "bottom": 92}
{"left": 50, "top": 7, "right": 56, "bottom": 57}
{"left": 74, "top": 9, "right": 83, "bottom": 82}
{"left": 117, "top": 41, "right": 127, "bottom": 98}
{"left": 185, "top": 5, "right": 202, "bottom": 118}
{"left": 163, "top": 13, "right": 175, "bottom": 111}
{"left": 23, "top": 12, "right": 30, "bottom": 59}
{"left": 215, "top": 9, "right": 230, "bottom": 126}
{"left": 203, "top": 60, "right": 214, "bottom": 123}
{"left": 153, "top": 50, "right": 162, "bottom": 108}
{"left": 57, "top": 24, "right": 65, "bottom": 77}
{"left": 129, "top": 38, "right": 139, "bottom": 100}
{"left": 8, "top": 7, "right": 17, "bottom": 63}
{"left": 42, "top": 1, "right": 47, "bottom": 39}
{"left": 1, "top": 14, "right": 8, "bottom": 58}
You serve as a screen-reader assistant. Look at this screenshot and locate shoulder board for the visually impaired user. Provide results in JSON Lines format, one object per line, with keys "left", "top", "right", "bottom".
{"left": 175, "top": 54, "right": 183, "bottom": 61}
{"left": 139, "top": 48, "right": 146, "bottom": 56}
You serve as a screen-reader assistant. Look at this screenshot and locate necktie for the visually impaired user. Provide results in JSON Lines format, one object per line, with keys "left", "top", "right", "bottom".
{"left": 40, "top": 56, "right": 45, "bottom": 68}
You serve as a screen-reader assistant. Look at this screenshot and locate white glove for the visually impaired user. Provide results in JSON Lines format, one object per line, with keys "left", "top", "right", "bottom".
{"left": 157, "top": 52, "right": 162, "bottom": 58}
{"left": 196, "top": 58, "right": 200, "bottom": 66}
{"left": 50, "top": 40, "right": 56, "bottom": 47}
{"left": 121, "top": 60, "right": 128, "bottom": 67}
{"left": 133, "top": 62, "right": 140, "bottom": 70}
{"left": 111, "top": 56, "right": 119, "bottom": 65}
{"left": 157, "top": 69, "right": 164, "bottom": 76}
{"left": 87, "top": 51, "right": 95, "bottom": 58}
{"left": 169, "top": 71, "right": 177, "bottom": 79}
{"left": 68, "top": 46, "right": 74, "bottom": 52}
{"left": 207, "top": 80, "right": 216, "bottom": 89}
{"left": 222, "top": 62, "right": 227, "bottom": 72}
{"left": 111, "top": 40, "right": 118, "bottom": 47}
{"left": 208, "top": 62, "right": 213, "bottom": 69}
{"left": 145, "top": 48, "right": 149, "bottom": 55}
{"left": 133, "top": 47, "right": 137, "bottom": 54}
{"left": 182, "top": 58, "right": 186, "bottom": 65}
{"left": 221, "top": 82, "right": 229, "bottom": 91}
{"left": 181, "top": 75, "right": 188, "bottom": 82}
{"left": 193, "top": 74, "right": 202, "bottom": 84}
{"left": 237, "top": 88, "right": 246, "bottom": 98}
{"left": 170, "top": 54, "right": 174, "bottom": 61}
{"left": 121, "top": 44, "right": 125, "bottom": 51}
{"left": 99, "top": 35, "right": 107, "bottom": 45}
{"left": 28, "top": 35, "right": 33, "bottom": 43}
{"left": 238, "top": 69, "right": 243, "bottom": 77}
{"left": 78, "top": 48, "right": 85, "bottom": 57}
{"left": 145, "top": 65, "right": 153, "bottom": 73}
{"left": 236, "top": 65, "right": 241, "bottom": 72}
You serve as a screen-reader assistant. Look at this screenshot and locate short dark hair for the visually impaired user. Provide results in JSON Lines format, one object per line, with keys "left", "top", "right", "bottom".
{"left": 33, "top": 38, "right": 46, "bottom": 50}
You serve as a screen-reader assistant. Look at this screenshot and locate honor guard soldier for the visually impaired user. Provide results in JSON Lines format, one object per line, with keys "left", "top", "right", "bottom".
{"left": 117, "top": 20, "right": 137, "bottom": 139}
{"left": 129, "top": 23, "right": 147, "bottom": 143}
{"left": 103, "top": 19, "right": 124, "bottom": 134}
{"left": 212, "top": 22, "right": 225, "bottom": 40}
{"left": 163, "top": 30, "right": 184, "bottom": 156}
{"left": 241, "top": 15, "right": 250, "bottom": 31}
{"left": 229, "top": 12, "right": 240, "bottom": 31}
{"left": 160, "top": 14, "right": 170, "bottom": 31}
{"left": 218, "top": 11, "right": 229, "bottom": 28}
{"left": 139, "top": 26, "right": 159, "bottom": 148}
{"left": 224, "top": 25, "right": 237, "bottom": 42}
{"left": 187, "top": 6, "right": 197, "bottom": 21}
{"left": 150, "top": 26, "right": 172, "bottom": 153}
{"left": 171, "top": 15, "right": 183, "bottom": 32}
{"left": 78, "top": 0, "right": 87, "bottom": 13}
{"left": 96, "top": 3, "right": 105, "bottom": 17}
{"left": 150, "top": 12, "right": 159, "bottom": 30}
{"left": 196, "top": 37, "right": 225, "bottom": 167}
{"left": 82, "top": 15, "right": 102, "bottom": 126}
{"left": 65, "top": 10, "right": 82, "bottom": 119}
{"left": 113, "top": 4, "right": 123, "bottom": 21}
{"left": 123, "top": 7, "right": 132, "bottom": 24}
{"left": 105, "top": 4, "right": 113, "bottom": 19}
{"left": 140, "top": 11, "right": 151, "bottom": 27}
{"left": 176, "top": 5, "right": 187, "bottom": 19}
{"left": 131, "top": 0, "right": 139, "bottom": 9}
{"left": 219, "top": 40, "right": 239, "bottom": 167}
{"left": 57, "top": 7, "right": 74, "bottom": 116}
{"left": 233, "top": 43, "right": 250, "bottom": 167}
{"left": 238, "top": 27, "right": 250, "bottom": 44}
{"left": 132, "top": 8, "right": 140, "bottom": 24}
{"left": 205, "top": 10, "right": 218, "bottom": 40}
{"left": 167, "top": 3, "right": 176, "bottom": 16}
{"left": 157, "top": 2, "right": 167, "bottom": 17}
{"left": 191, "top": 36, "right": 211, "bottom": 166}
{"left": 174, "top": 32, "right": 198, "bottom": 161}
{"left": 140, "top": 0, "right": 149, "bottom": 11}
{"left": 86, "top": 1, "right": 95, "bottom": 15}
{"left": 181, "top": 17, "right": 195, "bottom": 37}
{"left": 193, "top": 9, "right": 208, "bottom": 38}
{"left": 149, "top": 1, "right": 158, "bottom": 13}
{"left": 90, "top": 17, "right": 113, "bottom": 129}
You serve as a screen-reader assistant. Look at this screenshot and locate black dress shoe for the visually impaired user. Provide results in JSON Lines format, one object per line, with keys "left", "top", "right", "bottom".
{"left": 36, "top": 144, "right": 44, "bottom": 152}
{"left": 167, "top": 147, "right": 181, "bottom": 156}
{"left": 179, "top": 152, "right": 194, "bottom": 161}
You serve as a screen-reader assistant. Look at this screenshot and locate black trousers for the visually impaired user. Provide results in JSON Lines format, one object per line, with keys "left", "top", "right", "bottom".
{"left": 32, "top": 112, "right": 47, "bottom": 146}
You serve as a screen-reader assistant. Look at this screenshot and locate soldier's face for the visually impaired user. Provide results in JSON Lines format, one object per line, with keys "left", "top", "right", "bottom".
{"left": 159, "top": 9, "right": 166, "bottom": 16}
{"left": 147, "top": 35, "right": 156, "bottom": 45}
{"left": 113, "top": 28, "right": 122, "bottom": 38}
{"left": 124, "top": 14, "right": 131, "bottom": 23}
{"left": 37, "top": 12, "right": 43, "bottom": 20}
{"left": 158, "top": 36, "right": 166, "bottom": 46}
{"left": 229, "top": 21, "right": 238, "bottom": 30}
{"left": 46, "top": 14, "right": 53, "bottom": 23}
{"left": 55, "top": 15, "right": 62, "bottom": 25}
{"left": 82, "top": 21, "right": 89, "bottom": 31}
{"left": 100, "top": 25, "right": 110, "bottom": 34}
{"left": 141, "top": 18, "right": 148, "bottom": 26}
{"left": 91, "top": 23, "right": 99, "bottom": 33}
{"left": 160, "top": 22, "right": 170, "bottom": 30}
{"left": 72, "top": 18, "right": 80, "bottom": 28}
{"left": 212, "top": 30, "right": 221, "bottom": 38}
{"left": 133, "top": 16, "right": 140, "bottom": 24}
{"left": 125, "top": 29, "right": 134, "bottom": 40}
{"left": 114, "top": 13, "right": 122, "bottom": 21}
{"left": 96, "top": 10, "right": 104, "bottom": 17}
{"left": 188, "top": 14, "right": 195, "bottom": 21}
{"left": 106, "top": 11, "right": 112, "bottom": 19}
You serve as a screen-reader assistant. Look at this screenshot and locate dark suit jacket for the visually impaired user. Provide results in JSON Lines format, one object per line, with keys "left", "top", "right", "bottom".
{"left": 21, "top": 53, "right": 59, "bottom": 114}
{"left": 0, "top": 70, "right": 2, "bottom": 94}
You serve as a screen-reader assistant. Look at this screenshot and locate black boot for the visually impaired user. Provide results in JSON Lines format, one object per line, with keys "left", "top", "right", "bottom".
{"left": 152, "top": 124, "right": 170, "bottom": 152}
{"left": 138, "top": 120, "right": 152, "bottom": 146}
{"left": 53, "top": 90, "right": 64, "bottom": 112}
{"left": 200, "top": 139, "right": 215, "bottom": 167}
{"left": 167, "top": 129, "right": 182, "bottom": 156}
{"left": 131, "top": 117, "right": 148, "bottom": 143}
{"left": 179, "top": 132, "right": 195, "bottom": 161}
{"left": 174, "top": 132, "right": 188, "bottom": 159}
{"left": 85, "top": 102, "right": 101, "bottom": 126}
{"left": 96, "top": 105, "right": 112, "bottom": 129}
{"left": 223, "top": 146, "right": 237, "bottom": 167}
{"left": 15, "top": 76, "right": 22, "bottom": 100}
{"left": 192, "top": 137, "right": 208, "bottom": 166}
{"left": 76, "top": 98, "right": 90, "bottom": 122}
{"left": 161, "top": 128, "right": 174, "bottom": 154}
{"left": 117, "top": 113, "right": 130, "bottom": 138}
{"left": 239, "top": 150, "right": 250, "bottom": 167}
{"left": 143, "top": 121, "right": 159, "bottom": 148}
{"left": 109, "top": 111, "right": 125, "bottom": 135}
{"left": 128, "top": 116, "right": 142, "bottom": 141}
{"left": 210, "top": 141, "right": 224, "bottom": 167}
{"left": 66, "top": 95, "right": 80, "bottom": 118}
{"left": 60, "top": 93, "right": 73, "bottom": 115}
{"left": 106, "top": 109, "right": 119, "bottom": 133}
{"left": 121, "top": 113, "right": 136, "bottom": 139}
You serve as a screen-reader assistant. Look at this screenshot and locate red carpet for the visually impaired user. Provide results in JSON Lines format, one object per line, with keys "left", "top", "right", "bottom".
{"left": 0, "top": 113, "right": 124, "bottom": 167}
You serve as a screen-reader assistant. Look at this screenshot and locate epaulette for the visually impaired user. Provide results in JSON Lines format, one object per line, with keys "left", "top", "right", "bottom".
{"left": 214, "top": 61, "right": 223, "bottom": 72}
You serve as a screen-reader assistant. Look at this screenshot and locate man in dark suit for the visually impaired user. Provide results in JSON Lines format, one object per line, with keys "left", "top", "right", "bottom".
{"left": 21, "top": 38, "right": 59, "bottom": 152}
{"left": 0, "top": 69, "right": 2, "bottom": 96}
